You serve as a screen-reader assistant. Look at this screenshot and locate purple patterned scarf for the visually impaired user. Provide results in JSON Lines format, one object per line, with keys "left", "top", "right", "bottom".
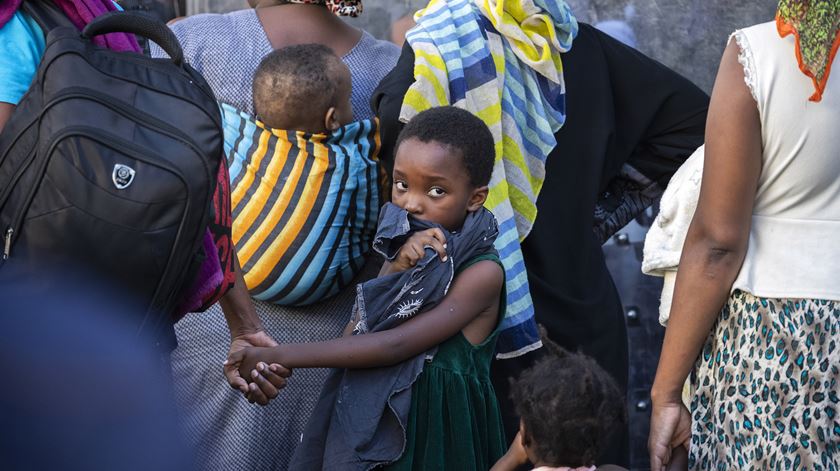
{"left": 0, "top": 0, "right": 140, "bottom": 52}
{"left": 0, "top": 0, "right": 22, "bottom": 26}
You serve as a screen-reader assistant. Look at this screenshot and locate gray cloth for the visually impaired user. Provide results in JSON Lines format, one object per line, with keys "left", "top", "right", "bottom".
{"left": 291, "top": 203, "right": 499, "bottom": 470}
{"left": 153, "top": 11, "right": 399, "bottom": 471}
{"left": 169, "top": 261, "right": 381, "bottom": 470}
{"left": 151, "top": 8, "right": 397, "bottom": 121}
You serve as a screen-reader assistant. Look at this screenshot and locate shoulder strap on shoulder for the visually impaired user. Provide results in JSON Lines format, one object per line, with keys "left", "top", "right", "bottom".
{"left": 20, "top": 0, "right": 75, "bottom": 35}
{"left": 455, "top": 252, "right": 503, "bottom": 277}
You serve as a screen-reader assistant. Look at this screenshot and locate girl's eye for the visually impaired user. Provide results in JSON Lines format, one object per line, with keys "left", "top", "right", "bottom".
{"left": 394, "top": 181, "right": 408, "bottom": 191}
{"left": 427, "top": 187, "right": 446, "bottom": 198}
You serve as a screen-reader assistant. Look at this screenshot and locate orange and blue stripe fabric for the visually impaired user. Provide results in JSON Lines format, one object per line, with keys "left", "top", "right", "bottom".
{"left": 222, "top": 103, "right": 381, "bottom": 306}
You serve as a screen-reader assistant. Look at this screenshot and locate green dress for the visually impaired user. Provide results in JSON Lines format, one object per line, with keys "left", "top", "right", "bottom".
{"left": 385, "top": 254, "right": 507, "bottom": 471}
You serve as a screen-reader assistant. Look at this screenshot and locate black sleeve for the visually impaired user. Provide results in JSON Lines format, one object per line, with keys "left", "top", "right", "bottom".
{"left": 370, "top": 25, "right": 709, "bottom": 244}
{"left": 371, "top": 41, "right": 416, "bottom": 178}
{"left": 597, "top": 28, "right": 709, "bottom": 189}
{"left": 521, "top": 25, "right": 708, "bottom": 404}
{"left": 586, "top": 26, "right": 709, "bottom": 242}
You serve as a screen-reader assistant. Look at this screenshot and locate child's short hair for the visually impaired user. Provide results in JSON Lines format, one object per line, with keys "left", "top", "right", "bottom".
{"left": 511, "top": 330, "right": 627, "bottom": 467}
{"left": 252, "top": 44, "right": 347, "bottom": 126}
{"left": 395, "top": 106, "right": 495, "bottom": 187}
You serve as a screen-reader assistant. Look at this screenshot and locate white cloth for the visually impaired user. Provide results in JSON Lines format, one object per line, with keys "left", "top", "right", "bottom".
{"left": 641, "top": 145, "right": 703, "bottom": 326}
{"left": 730, "top": 22, "right": 840, "bottom": 301}
{"left": 644, "top": 20, "right": 840, "bottom": 327}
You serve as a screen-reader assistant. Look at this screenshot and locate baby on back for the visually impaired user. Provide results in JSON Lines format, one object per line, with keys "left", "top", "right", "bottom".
{"left": 222, "top": 43, "right": 378, "bottom": 307}
{"left": 252, "top": 43, "right": 353, "bottom": 133}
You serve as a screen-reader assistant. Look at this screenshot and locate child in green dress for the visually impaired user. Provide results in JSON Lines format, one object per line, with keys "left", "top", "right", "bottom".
{"left": 492, "top": 332, "right": 628, "bottom": 471}
{"left": 226, "top": 106, "right": 507, "bottom": 470}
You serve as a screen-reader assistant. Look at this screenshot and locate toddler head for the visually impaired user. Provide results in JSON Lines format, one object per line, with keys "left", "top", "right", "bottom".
{"left": 252, "top": 44, "right": 352, "bottom": 133}
{"left": 511, "top": 334, "right": 627, "bottom": 467}
{"left": 392, "top": 106, "right": 495, "bottom": 231}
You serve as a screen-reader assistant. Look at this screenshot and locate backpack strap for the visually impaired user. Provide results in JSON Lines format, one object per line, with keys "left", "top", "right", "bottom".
{"left": 19, "top": 0, "right": 74, "bottom": 34}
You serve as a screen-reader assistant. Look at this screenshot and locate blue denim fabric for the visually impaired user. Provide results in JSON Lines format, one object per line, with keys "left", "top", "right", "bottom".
{"left": 291, "top": 202, "right": 499, "bottom": 470}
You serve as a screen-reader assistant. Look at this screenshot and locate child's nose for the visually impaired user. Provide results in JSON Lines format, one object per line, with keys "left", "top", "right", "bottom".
{"left": 404, "top": 197, "right": 422, "bottom": 215}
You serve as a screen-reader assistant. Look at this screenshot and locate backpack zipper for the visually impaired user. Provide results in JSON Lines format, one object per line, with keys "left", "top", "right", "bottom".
{"left": 3, "top": 227, "right": 12, "bottom": 259}
{"left": 0, "top": 118, "right": 37, "bottom": 171}
{"left": 3, "top": 126, "right": 192, "bottom": 261}
{"left": 0, "top": 147, "right": 37, "bottom": 215}
{"left": 101, "top": 49, "right": 218, "bottom": 105}
{"left": 0, "top": 90, "right": 211, "bottom": 259}
{"left": 0, "top": 89, "right": 215, "bottom": 217}
{"left": 38, "top": 45, "right": 221, "bottom": 130}
{"left": 48, "top": 87, "right": 214, "bottom": 185}
{"left": 3, "top": 126, "right": 209, "bottom": 326}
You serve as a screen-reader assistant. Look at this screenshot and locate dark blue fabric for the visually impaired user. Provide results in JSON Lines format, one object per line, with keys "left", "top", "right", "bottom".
{"left": 290, "top": 202, "right": 499, "bottom": 470}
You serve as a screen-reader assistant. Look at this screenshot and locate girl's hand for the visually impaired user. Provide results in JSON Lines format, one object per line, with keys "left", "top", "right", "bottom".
{"left": 648, "top": 397, "right": 691, "bottom": 471}
{"left": 226, "top": 346, "right": 277, "bottom": 385}
{"left": 391, "top": 228, "right": 448, "bottom": 272}
{"left": 224, "top": 331, "right": 291, "bottom": 405}
{"left": 490, "top": 431, "right": 529, "bottom": 471}
{"left": 506, "top": 431, "right": 529, "bottom": 466}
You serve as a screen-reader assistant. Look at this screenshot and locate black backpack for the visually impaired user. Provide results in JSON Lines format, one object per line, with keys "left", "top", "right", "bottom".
{"left": 0, "top": 10, "right": 223, "bottom": 342}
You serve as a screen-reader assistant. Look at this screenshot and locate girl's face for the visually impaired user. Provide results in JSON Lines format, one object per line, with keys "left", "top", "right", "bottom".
{"left": 392, "top": 138, "right": 487, "bottom": 232}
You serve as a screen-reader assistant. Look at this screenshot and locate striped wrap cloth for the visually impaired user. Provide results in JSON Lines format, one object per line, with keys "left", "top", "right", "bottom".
{"left": 400, "top": 0, "right": 577, "bottom": 358}
{"left": 222, "top": 103, "right": 381, "bottom": 306}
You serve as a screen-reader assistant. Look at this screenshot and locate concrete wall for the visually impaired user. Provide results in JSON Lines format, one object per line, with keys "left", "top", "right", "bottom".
{"left": 191, "top": 0, "right": 778, "bottom": 93}
{"left": 565, "top": 0, "right": 778, "bottom": 93}
{"left": 347, "top": 0, "right": 780, "bottom": 93}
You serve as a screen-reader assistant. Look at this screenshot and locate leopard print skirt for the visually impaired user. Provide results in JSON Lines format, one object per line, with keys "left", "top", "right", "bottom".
{"left": 690, "top": 290, "right": 840, "bottom": 470}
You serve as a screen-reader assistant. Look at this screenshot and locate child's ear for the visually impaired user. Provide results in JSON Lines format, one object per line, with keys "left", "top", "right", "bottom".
{"left": 467, "top": 185, "right": 489, "bottom": 212}
{"left": 324, "top": 106, "right": 341, "bottom": 132}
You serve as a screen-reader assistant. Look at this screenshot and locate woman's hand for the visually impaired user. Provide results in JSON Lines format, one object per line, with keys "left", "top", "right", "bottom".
{"left": 220, "top": 254, "right": 291, "bottom": 405}
{"left": 649, "top": 396, "right": 691, "bottom": 471}
{"left": 389, "top": 228, "right": 448, "bottom": 272}
{"left": 224, "top": 330, "right": 280, "bottom": 394}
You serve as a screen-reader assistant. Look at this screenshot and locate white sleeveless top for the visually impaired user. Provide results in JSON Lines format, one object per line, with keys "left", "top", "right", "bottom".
{"left": 730, "top": 22, "right": 840, "bottom": 301}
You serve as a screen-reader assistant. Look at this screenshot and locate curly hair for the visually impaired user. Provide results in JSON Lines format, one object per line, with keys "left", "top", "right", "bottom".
{"left": 511, "top": 330, "right": 627, "bottom": 467}
{"left": 395, "top": 106, "right": 495, "bottom": 188}
{"left": 252, "top": 44, "right": 348, "bottom": 128}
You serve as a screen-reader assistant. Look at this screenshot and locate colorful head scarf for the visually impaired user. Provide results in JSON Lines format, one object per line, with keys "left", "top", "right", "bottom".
{"left": 777, "top": 0, "right": 840, "bottom": 101}
{"left": 285, "top": 0, "right": 363, "bottom": 17}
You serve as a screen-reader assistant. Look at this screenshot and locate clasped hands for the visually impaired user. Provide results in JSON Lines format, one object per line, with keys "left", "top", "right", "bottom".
{"left": 223, "top": 330, "right": 291, "bottom": 406}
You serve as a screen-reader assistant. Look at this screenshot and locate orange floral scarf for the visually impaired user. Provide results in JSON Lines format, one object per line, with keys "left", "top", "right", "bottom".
{"left": 776, "top": 0, "right": 840, "bottom": 101}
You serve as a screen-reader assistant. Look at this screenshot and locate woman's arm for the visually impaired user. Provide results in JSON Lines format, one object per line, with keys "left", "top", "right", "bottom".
{"left": 648, "top": 40, "right": 763, "bottom": 469}
{"left": 230, "top": 259, "right": 503, "bottom": 373}
{"left": 0, "top": 10, "right": 46, "bottom": 133}
{"left": 220, "top": 252, "right": 290, "bottom": 406}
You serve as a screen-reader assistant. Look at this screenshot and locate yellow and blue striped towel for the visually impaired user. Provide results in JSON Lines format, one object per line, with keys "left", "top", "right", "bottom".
{"left": 400, "top": 0, "right": 577, "bottom": 357}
